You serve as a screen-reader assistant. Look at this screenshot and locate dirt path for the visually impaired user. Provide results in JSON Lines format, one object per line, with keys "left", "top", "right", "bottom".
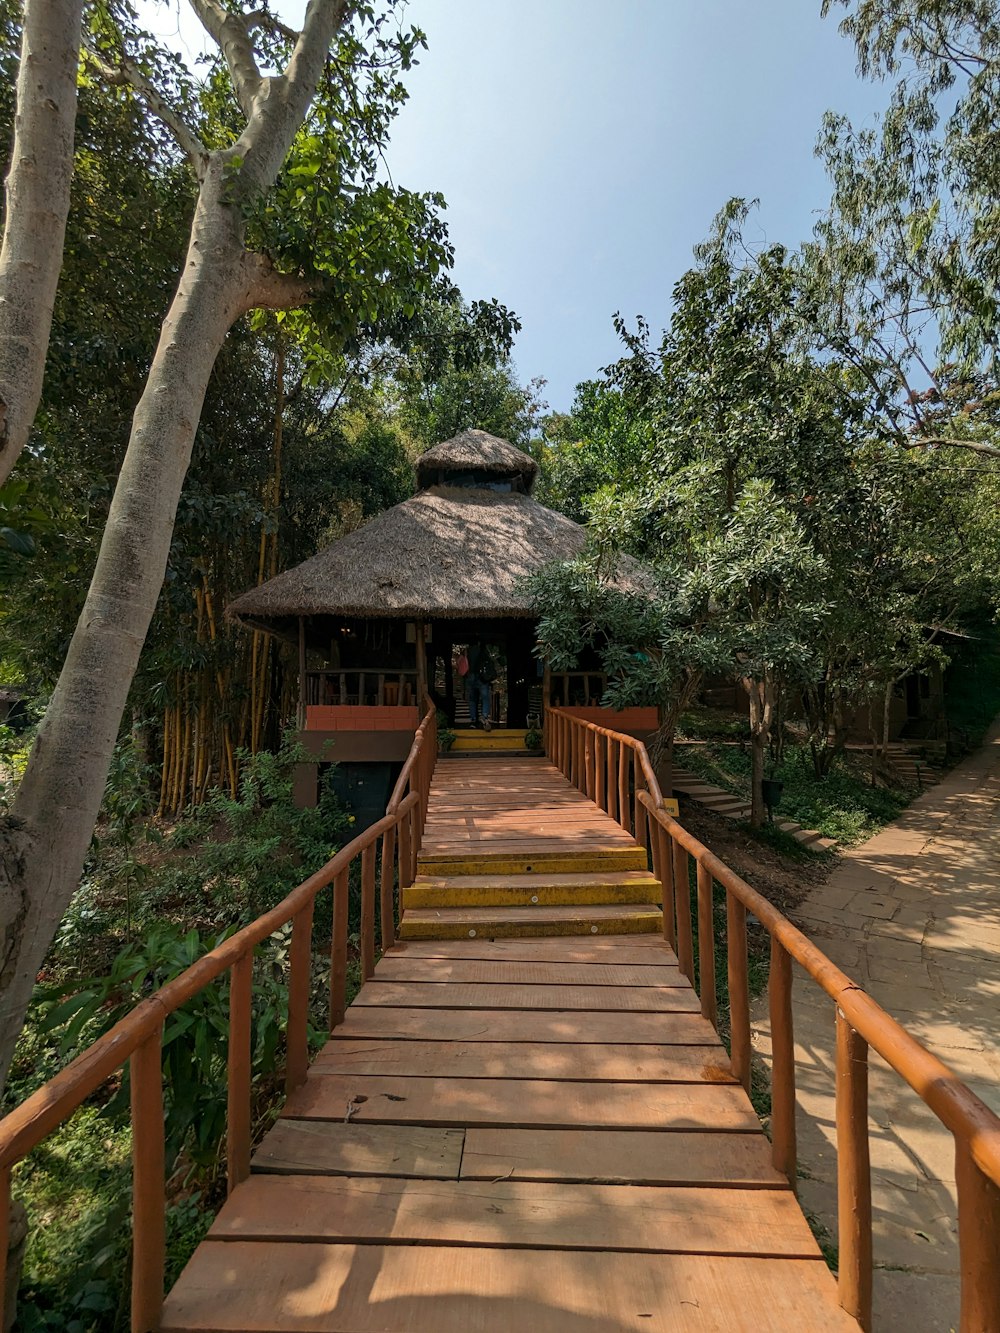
{"left": 754, "top": 719, "right": 1000, "bottom": 1332}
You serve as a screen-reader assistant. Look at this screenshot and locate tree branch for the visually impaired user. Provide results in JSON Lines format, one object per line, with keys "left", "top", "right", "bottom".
{"left": 909, "top": 435, "right": 1000, "bottom": 457}
{"left": 83, "top": 44, "right": 207, "bottom": 174}
{"left": 245, "top": 10, "right": 300, "bottom": 43}
{"left": 187, "top": 0, "right": 263, "bottom": 117}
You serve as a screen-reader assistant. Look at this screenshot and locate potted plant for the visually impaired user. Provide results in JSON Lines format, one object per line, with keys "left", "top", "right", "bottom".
{"left": 437, "top": 713, "right": 456, "bottom": 754}
{"left": 523, "top": 727, "right": 543, "bottom": 751}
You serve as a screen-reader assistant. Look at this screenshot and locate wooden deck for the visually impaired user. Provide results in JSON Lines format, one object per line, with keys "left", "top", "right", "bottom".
{"left": 161, "top": 758, "right": 855, "bottom": 1329}
{"left": 162, "top": 933, "right": 854, "bottom": 1331}
{"left": 402, "top": 757, "right": 664, "bottom": 937}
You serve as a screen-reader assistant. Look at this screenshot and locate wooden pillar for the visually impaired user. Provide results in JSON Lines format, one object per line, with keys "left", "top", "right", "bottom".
{"left": 415, "top": 619, "right": 428, "bottom": 705}
{"left": 297, "top": 615, "right": 306, "bottom": 730}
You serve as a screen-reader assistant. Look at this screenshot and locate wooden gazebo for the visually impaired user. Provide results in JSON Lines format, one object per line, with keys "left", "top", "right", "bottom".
{"left": 228, "top": 430, "right": 658, "bottom": 808}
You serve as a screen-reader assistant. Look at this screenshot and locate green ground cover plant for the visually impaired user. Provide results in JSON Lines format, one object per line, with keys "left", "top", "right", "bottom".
{"left": 3, "top": 737, "right": 363, "bottom": 1332}
{"left": 675, "top": 738, "right": 910, "bottom": 845}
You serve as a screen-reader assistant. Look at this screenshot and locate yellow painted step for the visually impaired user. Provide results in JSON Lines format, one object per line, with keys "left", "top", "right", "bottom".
{"left": 398, "top": 903, "right": 663, "bottom": 940}
{"left": 450, "top": 738, "right": 532, "bottom": 753}
{"left": 403, "top": 872, "right": 662, "bottom": 909}
{"left": 416, "top": 848, "right": 649, "bottom": 877}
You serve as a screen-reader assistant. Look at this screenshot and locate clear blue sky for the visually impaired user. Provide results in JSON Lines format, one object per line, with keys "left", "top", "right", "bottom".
{"left": 382, "top": 1, "right": 888, "bottom": 412}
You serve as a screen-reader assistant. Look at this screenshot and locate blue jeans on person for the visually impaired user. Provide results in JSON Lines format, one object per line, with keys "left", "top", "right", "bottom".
{"left": 466, "top": 676, "right": 490, "bottom": 726}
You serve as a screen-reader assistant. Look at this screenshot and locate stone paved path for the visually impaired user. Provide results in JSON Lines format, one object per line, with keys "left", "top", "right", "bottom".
{"left": 754, "top": 719, "right": 1000, "bottom": 1333}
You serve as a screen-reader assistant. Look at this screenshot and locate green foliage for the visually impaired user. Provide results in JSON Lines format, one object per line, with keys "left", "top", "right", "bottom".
{"left": 32, "top": 922, "right": 310, "bottom": 1174}
{"left": 677, "top": 742, "right": 910, "bottom": 845}
{"left": 436, "top": 712, "right": 456, "bottom": 752}
{"left": 4, "top": 731, "right": 362, "bottom": 1331}
{"left": 942, "top": 618, "right": 1000, "bottom": 747}
{"left": 813, "top": 1, "right": 1000, "bottom": 433}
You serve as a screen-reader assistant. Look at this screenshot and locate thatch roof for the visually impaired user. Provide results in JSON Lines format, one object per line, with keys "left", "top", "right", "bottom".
{"left": 228, "top": 486, "right": 652, "bottom": 625}
{"left": 415, "top": 429, "right": 539, "bottom": 493}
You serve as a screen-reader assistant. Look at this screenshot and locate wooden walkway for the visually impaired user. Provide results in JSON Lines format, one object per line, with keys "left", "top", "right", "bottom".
{"left": 160, "top": 758, "right": 856, "bottom": 1331}
{"left": 402, "top": 757, "right": 664, "bottom": 938}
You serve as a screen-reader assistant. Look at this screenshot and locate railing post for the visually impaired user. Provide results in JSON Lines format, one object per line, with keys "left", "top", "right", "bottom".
{"left": 131, "top": 1027, "right": 165, "bottom": 1333}
{"left": 618, "top": 743, "right": 630, "bottom": 834}
{"left": 399, "top": 807, "right": 413, "bottom": 889}
{"left": 726, "top": 892, "right": 751, "bottom": 1095}
{"left": 0, "top": 1167, "right": 9, "bottom": 1321}
{"left": 594, "top": 731, "right": 605, "bottom": 809}
{"left": 836, "top": 1010, "right": 873, "bottom": 1330}
{"left": 633, "top": 764, "right": 647, "bottom": 851}
{"left": 658, "top": 823, "right": 676, "bottom": 950}
{"left": 584, "top": 727, "right": 595, "bottom": 800}
{"left": 227, "top": 950, "right": 253, "bottom": 1194}
{"left": 673, "top": 840, "right": 695, "bottom": 982}
{"left": 410, "top": 801, "right": 419, "bottom": 882}
{"left": 329, "top": 867, "right": 349, "bottom": 1030}
{"left": 360, "top": 843, "right": 376, "bottom": 981}
{"left": 769, "top": 938, "right": 797, "bottom": 1189}
{"left": 648, "top": 816, "right": 673, "bottom": 949}
{"left": 696, "top": 861, "right": 717, "bottom": 1027}
{"left": 286, "top": 897, "right": 314, "bottom": 1094}
{"left": 956, "top": 1140, "right": 1000, "bottom": 1332}
{"left": 380, "top": 824, "right": 397, "bottom": 951}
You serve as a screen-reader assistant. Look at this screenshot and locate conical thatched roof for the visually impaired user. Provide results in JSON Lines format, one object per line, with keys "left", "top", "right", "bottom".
{"left": 227, "top": 486, "right": 652, "bottom": 625}
{"left": 415, "top": 429, "right": 539, "bottom": 493}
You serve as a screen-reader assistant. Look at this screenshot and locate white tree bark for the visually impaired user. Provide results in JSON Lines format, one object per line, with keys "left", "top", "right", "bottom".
{"left": 0, "top": 0, "right": 84, "bottom": 487}
{"left": 0, "top": 0, "right": 347, "bottom": 1091}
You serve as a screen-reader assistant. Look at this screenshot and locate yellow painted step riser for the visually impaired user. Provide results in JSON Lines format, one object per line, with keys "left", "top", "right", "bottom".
{"left": 416, "top": 852, "right": 649, "bottom": 876}
{"left": 402, "top": 884, "right": 663, "bottom": 908}
{"left": 451, "top": 730, "right": 528, "bottom": 738}
{"left": 450, "top": 740, "right": 531, "bottom": 752}
{"left": 398, "top": 915, "right": 662, "bottom": 941}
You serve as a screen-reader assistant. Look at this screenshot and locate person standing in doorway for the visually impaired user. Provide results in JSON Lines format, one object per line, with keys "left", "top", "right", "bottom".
{"left": 465, "top": 641, "right": 496, "bottom": 730}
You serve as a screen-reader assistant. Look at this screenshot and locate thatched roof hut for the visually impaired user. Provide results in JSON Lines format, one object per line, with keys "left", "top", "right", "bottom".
{"left": 228, "top": 432, "right": 651, "bottom": 634}
{"left": 414, "top": 429, "right": 539, "bottom": 493}
{"left": 228, "top": 486, "right": 651, "bottom": 632}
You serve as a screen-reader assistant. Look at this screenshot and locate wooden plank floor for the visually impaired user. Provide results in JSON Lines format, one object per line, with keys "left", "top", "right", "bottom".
{"left": 163, "top": 935, "right": 857, "bottom": 1331}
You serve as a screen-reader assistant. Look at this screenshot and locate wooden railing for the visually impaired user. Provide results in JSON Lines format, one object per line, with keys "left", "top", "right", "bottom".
{"left": 0, "top": 703, "right": 439, "bottom": 1333}
{"left": 304, "top": 667, "right": 417, "bottom": 707}
{"left": 546, "top": 706, "right": 1000, "bottom": 1333}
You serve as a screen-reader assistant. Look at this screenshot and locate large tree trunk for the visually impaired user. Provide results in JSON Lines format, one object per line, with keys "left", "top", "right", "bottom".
{"left": 0, "top": 0, "right": 84, "bottom": 486}
{"left": 0, "top": 0, "right": 348, "bottom": 1097}
{"left": 0, "top": 165, "right": 252, "bottom": 1089}
{"left": 746, "top": 673, "right": 775, "bottom": 829}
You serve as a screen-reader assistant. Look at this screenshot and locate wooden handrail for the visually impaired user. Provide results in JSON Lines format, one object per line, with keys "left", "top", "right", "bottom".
{"left": 387, "top": 689, "right": 437, "bottom": 816}
{"left": 0, "top": 785, "right": 422, "bottom": 1332}
{"left": 545, "top": 704, "right": 1000, "bottom": 1331}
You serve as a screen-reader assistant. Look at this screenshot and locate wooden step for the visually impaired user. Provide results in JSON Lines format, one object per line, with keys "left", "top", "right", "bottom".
{"left": 330, "top": 1006, "right": 718, "bottom": 1045}
{"left": 253, "top": 1121, "right": 465, "bottom": 1180}
{"left": 282, "top": 1072, "right": 760, "bottom": 1130}
{"left": 351, "top": 979, "right": 702, "bottom": 1012}
{"left": 417, "top": 848, "right": 649, "bottom": 876}
{"left": 389, "top": 936, "right": 669, "bottom": 963}
{"left": 461, "top": 1127, "right": 786, "bottom": 1187}
{"left": 162, "top": 1242, "right": 855, "bottom": 1332}
{"left": 311, "top": 1039, "right": 732, "bottom": 1083}
{"left": 398, "top": 902, "right": 663, "bottom": 940}
{"left": 403, "top": 870, "right": 662, "bottom": 908}
{"left": 206, "top": 1175, "right": 818, "bottom": 1256}
{"left": 449, "top": 730, "right": 532, "bottom": 753}
{"left": 372, "top": 956, "right": 682, "bottom": 986}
